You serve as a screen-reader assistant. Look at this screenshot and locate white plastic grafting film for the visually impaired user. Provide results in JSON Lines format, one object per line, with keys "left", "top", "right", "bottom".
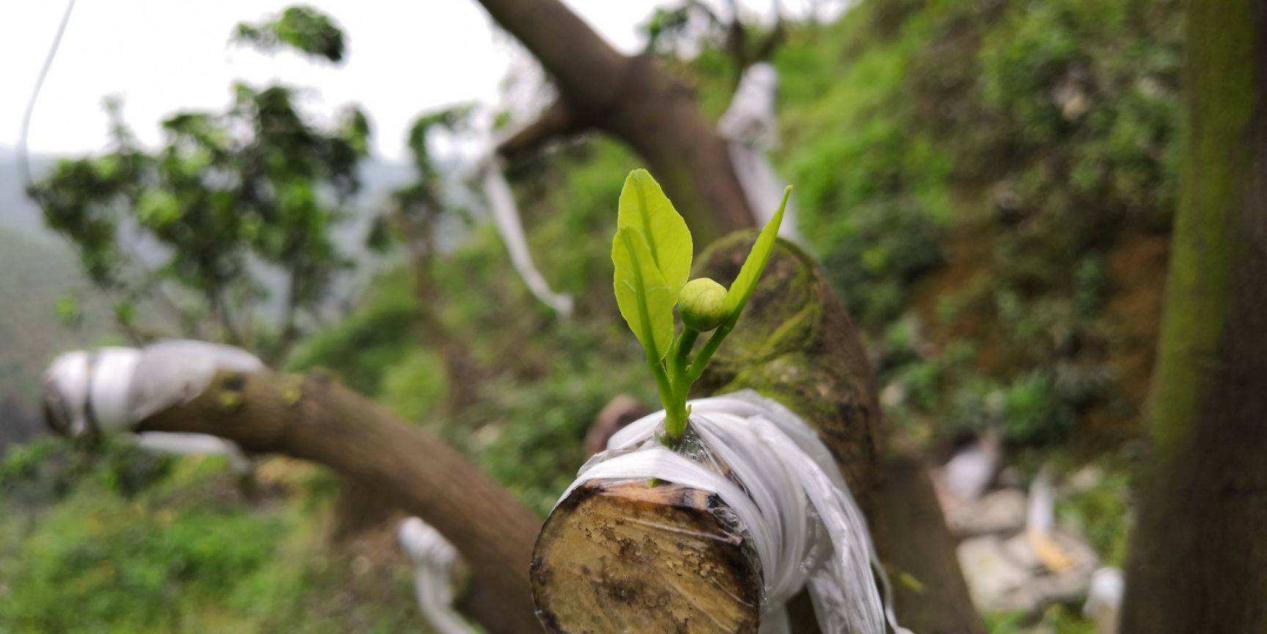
{"left": 398, "top": 517, "right": 474, "bottom": 634}
{"left": 478, "top": 154, "right": 574, "bottom": 317}
{"left": 126, "top": 339, "right": 265, "bottom": 422}
{"left": 43, "top": 340, "right": 263, "bottom": 466}
{"left": 45, "top": 340, "right": 266, "bottom": 434}
{"left": 44, "top": 347, "right": 141, "bottom": 435}
{"left": 560, "top": 390, "right": 911, "bottom": 634}
{"left": 718, "top": 63, "right": 800, "bottom": 241}
{"left": 44, "top": 350, "right": 93, "bottom": 436}
{"left": 130, "top": 432, "right": 252, "bottom": 475}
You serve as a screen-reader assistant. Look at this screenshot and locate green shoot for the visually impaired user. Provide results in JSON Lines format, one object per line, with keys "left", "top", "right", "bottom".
{"left": 611, "top": 169, "right": 791, "bottom": 446}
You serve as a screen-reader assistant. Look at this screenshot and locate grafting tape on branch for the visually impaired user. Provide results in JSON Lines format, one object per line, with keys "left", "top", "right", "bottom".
{"left": 398, "top": 517, "right": 475, "bottom": 634}
{"left": 43, "top": 340, "right": 263, "bottom": 462}
{"left": 718, "top": 63, "right": 800, "bottom": 242}
{"left": 478, "top": 153, "right": 574, "bottom": 317}
{"left": 552, "top": 390, "right": 908, "bottom": 634}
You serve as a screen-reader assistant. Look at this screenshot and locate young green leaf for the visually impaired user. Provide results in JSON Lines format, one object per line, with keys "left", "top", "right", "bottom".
{"left": 724, "top": 187, "right": 792, "bottom": 316}
{"left": 617, "top": 169, "right": 693, "bottom": 294}
{"left": 612, "top": 226, "right": 676, "bottom": 361}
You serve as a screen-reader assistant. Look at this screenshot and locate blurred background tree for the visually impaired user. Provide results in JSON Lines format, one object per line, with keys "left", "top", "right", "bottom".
{"left": 27, "top": 7, "right": 370, "bottom": 361}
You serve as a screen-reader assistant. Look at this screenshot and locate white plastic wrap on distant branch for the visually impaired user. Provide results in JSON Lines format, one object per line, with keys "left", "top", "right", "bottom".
{"left": 130, "top": 432, "right": 253, "bottom": 475}
{"left": 43, "top": 340, "right": 263, "bottom": 470}
{"left": 398, "top": 517, "right": 474, "bottom": 634}
{"left": 478, "top": 154, "right": 574, "bottom": 317}
{"left": 559, "top": 390, "right": 910, "bottom": 634}
{"left": 718, "top": 63, "right": 800, "bottom": 241}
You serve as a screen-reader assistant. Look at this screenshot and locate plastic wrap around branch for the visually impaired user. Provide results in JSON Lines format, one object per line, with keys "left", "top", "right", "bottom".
{"left": 478, "top": 154, "right": 574, "bottom": 317}
{"left": 559, "top": 390, "right": 910, "bottom": 634}
{"left": 398, "top": 517, "right": 475, "bottom": 634}
{"left": 718, "top": 63, "right": 800, "bottom": 242}
{"left": 43, "top": 340, "right": 263, "bottom": 468}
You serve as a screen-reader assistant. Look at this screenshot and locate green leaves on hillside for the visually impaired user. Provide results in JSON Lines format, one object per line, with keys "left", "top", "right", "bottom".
{"left": 611, "top": 169, "right": 789, "bottom": 444}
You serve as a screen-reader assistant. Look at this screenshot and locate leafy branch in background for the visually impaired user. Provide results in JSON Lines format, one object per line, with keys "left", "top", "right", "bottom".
{"left": 28, "top": 7, "right": 367, "bottom": 361}
{"left": 233, "top": 5, "right": 345, "bottom": 63}
{"left": 612, "top": 169, "right": 789, "bottom": 445}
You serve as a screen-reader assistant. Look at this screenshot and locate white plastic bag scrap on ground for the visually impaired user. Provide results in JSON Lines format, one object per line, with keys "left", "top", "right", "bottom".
{"left": 560, "top": 390, "right": 911, "bottom": 634}
{"left": 398, "top": 517, "right": 474, "bottom": 634}
{"left": 477, "top": 152, "right": 574, "bottom": 318}
{"left": 43, "top": 340, "right": 263, "bottom": 466}
{"left": 718, "top": 63, "right": 801, "bottom": 242}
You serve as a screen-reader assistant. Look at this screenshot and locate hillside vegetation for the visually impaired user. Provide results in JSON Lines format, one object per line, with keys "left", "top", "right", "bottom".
{"left": 0, "top": 0, "right": 1181, "bottom": 631}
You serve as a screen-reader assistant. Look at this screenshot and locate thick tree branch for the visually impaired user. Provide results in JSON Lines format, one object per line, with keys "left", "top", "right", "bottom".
{"left": 1121, "top": 2, "right": 1267, "bottom": 630}
{"left": 134, "top": 370, "right": 540, "bottom": 634}
{"left": 495, "top": 100, "right": 583, "bottom": 163}
{"left": 470, "top": 0, "right": 756, "bottom": 243}
{"left": 473, "top": 0, "right": 630, "bottom": 109}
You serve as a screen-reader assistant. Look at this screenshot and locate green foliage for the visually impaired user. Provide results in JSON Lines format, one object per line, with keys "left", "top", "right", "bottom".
{"left": 234, "top": 5, "right": 346, "bottom": 63}
{"left": 720, "top": 189, "right": 789, "bottom": 317}
{"left": 0, "top": 441, "right": 423, "bottom": 633}
{"left": 778, "top": 0, "right": 1181, "bottom": 448}
{"left": 986, "top": 604, "right": 1096, "bottom": 634}
{"left": 1059, "top": 464, "right": 1132, "bottom": 566}
{"left": 286, "top": 271, "right": 419, "bottom": 394}
{"left": 379, "top": 350, "right": 449, "bottom": 423}
{"left": 612, "top": 227, "right": 676, "bottom": 362}
{"left": 29, "top": 24, "right": 369, "bottom": 358}
{"left": 611, "top": 170, "right": 788, "bottom": 443}
{"left": 617, "top": 168, "right": 694, "bottom": 295}
{"left": 468, "top": 352, "right": 649, "bottom": 515}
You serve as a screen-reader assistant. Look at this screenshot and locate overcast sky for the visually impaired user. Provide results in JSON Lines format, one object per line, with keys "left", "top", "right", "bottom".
{"left": 0, "top": 0, "right": 819, "bottom": 161}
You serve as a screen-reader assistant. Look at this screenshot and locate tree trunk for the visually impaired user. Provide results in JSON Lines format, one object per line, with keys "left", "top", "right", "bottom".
{"left": 474, "top": 0, "right": 756, "bottom": 244}
{"left": 134, "top": 371, "right": 540, "bottom": 634}
{"left": 1121, "top": 1, "right": 1267, "bottom": 631}
{"left": 532, "top": 234, "right": 983, "bottom": 632}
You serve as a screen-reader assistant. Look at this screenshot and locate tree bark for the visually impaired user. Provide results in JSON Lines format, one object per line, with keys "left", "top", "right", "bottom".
{"left": 475, "top": 0, "right": 756, "bottom": 244}
{"left": 532, "top": 234, "right": 982, "bottom": 632}
{"left": 1121, "top": 1, "right": 1267, "bottom": 631}
{"left": 134, "top": 370, "right": 540, "bottom": 634}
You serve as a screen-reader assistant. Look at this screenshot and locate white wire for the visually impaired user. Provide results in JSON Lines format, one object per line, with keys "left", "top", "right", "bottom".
{"left": 19, "top": 0, "right": 78, "bottom": 187}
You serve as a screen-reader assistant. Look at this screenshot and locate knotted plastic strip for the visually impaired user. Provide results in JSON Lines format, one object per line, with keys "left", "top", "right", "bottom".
{"left": 559, "top": 390, "right": 910, "bottom": 634}
{"left": 479, "top": 154, "right": 574, "bottom": 318}
{"left": 399, "top": 517, "right": 473, "bottom": 634}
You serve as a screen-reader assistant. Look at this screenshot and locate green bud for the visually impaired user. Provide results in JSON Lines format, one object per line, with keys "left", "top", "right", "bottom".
{"left": 678, "top": 277, "right": 728, "bottom": 331}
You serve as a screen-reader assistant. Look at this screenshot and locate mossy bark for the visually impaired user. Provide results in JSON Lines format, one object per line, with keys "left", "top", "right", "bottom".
{"left": 533, "top": 236, "right": 982, "bottom": 632}
{"left": 1121, "top": 2, "right": 1267, "bottom": 631}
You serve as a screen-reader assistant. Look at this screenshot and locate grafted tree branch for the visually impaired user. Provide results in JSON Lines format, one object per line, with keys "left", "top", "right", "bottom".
{"left": 532, "top": 234, "right": 982, "bottom": 632}
{"left": 134, "top": 371, "right": 540, "bottom": 634}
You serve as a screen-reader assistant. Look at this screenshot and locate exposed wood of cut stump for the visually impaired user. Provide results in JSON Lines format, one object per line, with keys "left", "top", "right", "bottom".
{"left": 533, "top": 480, "right": 761, "bottom": 633}
{"left": 534, "top": 235, "right": 981, "bottom": 632}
